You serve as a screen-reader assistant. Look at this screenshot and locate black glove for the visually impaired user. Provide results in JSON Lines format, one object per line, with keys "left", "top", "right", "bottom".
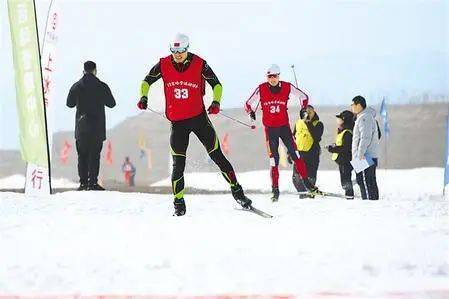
{"left": 249, "top": 111, "right": 256, "bottom": 121}
{"left": 300, "top": 108, "right": 308, "bottom": 120}
{"left": 326, "top": 144, "right": 336, "bottom": 153}
{"left": 137, "top": 96, "right": 148, "bottom": 110}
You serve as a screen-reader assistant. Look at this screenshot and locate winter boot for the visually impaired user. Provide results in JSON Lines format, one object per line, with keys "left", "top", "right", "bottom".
{"left": 173, "top": 198, "right": 186, "bottom": 216}
{"left": 231, "top": 184, "right": 252, "bottom": 209}
{"left": 88, "top": 183, "right": 105, "bottom": 191}
{"left": 271, "top": 187, "right": 280, "bottom": 202}
{"left": 302, "top": 178, "right": 322, "bottom": 198}
{"left": 77, "top": 183, "right": 88, "bottom": 191}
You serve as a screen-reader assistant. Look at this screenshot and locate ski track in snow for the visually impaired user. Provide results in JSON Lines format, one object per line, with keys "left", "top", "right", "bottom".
{"left": 0, "top": 168, "right": 448, "bottom": 297}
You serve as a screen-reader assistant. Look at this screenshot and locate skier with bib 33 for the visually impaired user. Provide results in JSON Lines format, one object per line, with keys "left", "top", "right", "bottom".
{"left": 137, "top": 33, "right": 252, "bottom": 216}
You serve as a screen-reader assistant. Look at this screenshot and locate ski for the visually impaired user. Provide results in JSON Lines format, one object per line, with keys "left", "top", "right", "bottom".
{"left": 297, "top": 191, "right": 355, "bottom": 200}
{"left": 236, "top": 205, "right": 274, "bottom": 218}
{"left": 247, "top": 205, "right": 274, "bottom": 218}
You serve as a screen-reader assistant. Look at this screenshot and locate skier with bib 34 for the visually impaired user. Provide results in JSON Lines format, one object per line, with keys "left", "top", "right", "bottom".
{"left": 245, "top": 64, "right": 320, "bottom": 201}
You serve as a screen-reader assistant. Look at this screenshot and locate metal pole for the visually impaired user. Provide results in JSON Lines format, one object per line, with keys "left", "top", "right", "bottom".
{"left": 219, "top": 111, "right": 256, "bottom": 129}
{"left": 33, "top": 0, "right": 52, "bottom": 194}
{"left": 291, "top": 64, "right": 299, "bottom": 88}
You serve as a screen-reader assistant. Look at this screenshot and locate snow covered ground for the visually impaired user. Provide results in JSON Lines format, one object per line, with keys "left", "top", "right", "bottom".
{"left": 152, "top": 168, "right": 444, "bottom": 200}
{"left": 0, "top": 168, "right": 448, "bottom": 298}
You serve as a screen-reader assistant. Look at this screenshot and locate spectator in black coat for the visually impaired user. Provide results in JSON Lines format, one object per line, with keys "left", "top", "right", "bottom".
{"left": 66, "top": 61, "right": 116, "bottom": 190}
{"left": 327, "top": 110, "right": 355, "bottom": 199}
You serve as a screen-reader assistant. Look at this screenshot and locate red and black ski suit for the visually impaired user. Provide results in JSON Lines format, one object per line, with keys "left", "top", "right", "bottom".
{"left": 245, "top": 81, "right": 310, "bottom": 189}
{"left": 143, "top": 53, "right": 238, "bottom": 199}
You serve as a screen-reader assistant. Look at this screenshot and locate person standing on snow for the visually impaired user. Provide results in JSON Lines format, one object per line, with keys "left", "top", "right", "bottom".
{"left": 245, "top": 64, "right": 320, "bottom": 202}
{"left": 326, "top": 110, "right": 355, "bottom": 199}
{"left": 67, "top": 61, "right": 116, "bottom": 191}
{"left": 137, "top": 33, "right": 251, "bottom": 216}
{"left": 351, "top": 96, "right": 380, "bottom": 200}
{"left": 121, "top": 156, "right": 136, "bottom": 187}
{"left": 292, "top": 105, "right": 323, "bottom": 198}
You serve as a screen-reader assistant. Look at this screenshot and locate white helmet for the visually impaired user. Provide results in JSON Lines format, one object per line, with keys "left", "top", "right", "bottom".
{"left": 170, "top": 33, "right": 189, "bottom": 50}
{"left": 267, "top": 64, "right": 280, "bottom": 76}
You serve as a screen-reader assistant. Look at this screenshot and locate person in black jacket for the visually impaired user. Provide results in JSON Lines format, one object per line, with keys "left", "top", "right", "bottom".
{"left": 291, "top": 105, "right": 324, "bottom": 198}
{"left": 66, "top": 61, "right": 116, "bottom": 191}
{"left": 326, "top": 110, "right": 355, "bottom": 199}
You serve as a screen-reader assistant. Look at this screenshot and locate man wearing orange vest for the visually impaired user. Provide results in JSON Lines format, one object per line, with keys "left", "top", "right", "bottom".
{"left": 137, "top": 33, "right": 251, "bottom": 216}
{"left": 245, "top": 65, "right": 320, "bottom": 201}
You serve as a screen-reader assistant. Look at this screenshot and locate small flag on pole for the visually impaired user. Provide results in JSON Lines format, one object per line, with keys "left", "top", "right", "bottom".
{"left": 138, "top": 134, "right": 147, "bottom": 159}
{"left": 60, "top": 140, "right": 72, "bottom": 164}
{"left": 222, "top": 133, "right": 230, "bottom": 155}
{"left": 105, "top": 140, "right": 113, "bottom": 165}
{"left": 380, "top": 97, "right": 391, "bottom": 138}
{"left": 443, "top": 108, "right": 449, "bottom": 196}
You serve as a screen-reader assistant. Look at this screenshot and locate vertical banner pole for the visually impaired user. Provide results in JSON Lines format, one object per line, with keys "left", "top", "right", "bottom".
{"left": 8, "top": 0, "right": 51, "bottom": 195}
{"left": 32, "top": 0, "right": 52, "bottom": 194}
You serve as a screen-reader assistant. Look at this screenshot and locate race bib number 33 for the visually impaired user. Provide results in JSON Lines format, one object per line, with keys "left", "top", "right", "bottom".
{"left": 174, "top": 88, "right": 189, "bottom": 99}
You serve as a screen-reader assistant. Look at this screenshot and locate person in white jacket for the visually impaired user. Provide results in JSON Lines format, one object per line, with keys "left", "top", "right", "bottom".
{"left": 351, "top": 96, "right": 380, "bottom": 200}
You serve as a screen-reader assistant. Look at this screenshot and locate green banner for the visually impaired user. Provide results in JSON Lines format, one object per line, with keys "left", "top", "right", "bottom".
{"left": 8, "top": 0, "right": 49, "bottom": 167}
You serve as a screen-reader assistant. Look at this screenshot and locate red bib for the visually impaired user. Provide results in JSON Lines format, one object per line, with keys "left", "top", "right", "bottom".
{"left": 259, "top": 81, "right": 291, "bottom": 127}
{"left": 160, "top": 54, "right": 205, "bottom": 121}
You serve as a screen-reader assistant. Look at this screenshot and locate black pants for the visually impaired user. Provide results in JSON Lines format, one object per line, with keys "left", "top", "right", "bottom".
{"left": 170, "top": 112, "right": 236, "bottom": 199}
{"left": 338, "top": 162, "right": 354, "bottom": 197}
{"left": 264, "top": 125, "right": 298, "bottom": 165}
{"left": 76, "top": 138, "right": 103, "bottom": 185}
{"left": 292, "top": 149, "right": 320, "bottom": 192}
{"left": 356, "top": 158, "right": 379, "bottom": 200}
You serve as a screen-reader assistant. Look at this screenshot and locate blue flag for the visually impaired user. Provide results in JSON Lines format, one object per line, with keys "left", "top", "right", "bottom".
{"left": 444, "top": 108, "right": 449, "bottom": 191}
{"left": 380, "top": 97, "right": 391, "bottom": 138}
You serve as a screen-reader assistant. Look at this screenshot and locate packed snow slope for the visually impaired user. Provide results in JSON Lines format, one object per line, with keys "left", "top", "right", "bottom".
{"left": 0, "top": 168, "right": 448, "bottom": 298}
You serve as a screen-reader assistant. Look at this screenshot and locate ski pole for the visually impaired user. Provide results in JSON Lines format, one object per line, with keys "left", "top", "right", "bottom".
{"left": 219, "top": 111, "right": 256, "bottom": 129}
{"left": 291, "top": 64, "right": 299, "bottom": 88}
{"left": 146, "top": 107, "right": 167, "bottom": 119}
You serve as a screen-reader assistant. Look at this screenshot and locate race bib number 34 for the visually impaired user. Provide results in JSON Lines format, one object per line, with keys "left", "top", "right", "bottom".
{"left": 270, "top": 105, "right": 280, "bottom": 113}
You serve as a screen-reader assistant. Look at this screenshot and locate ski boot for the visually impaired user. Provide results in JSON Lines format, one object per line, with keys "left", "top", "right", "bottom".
{"left": 303, "top": 179, "right": 322, "bottom": 198}
{"left": 173, "top": 198, "right": 186, "bottom": 216}
{"left": 299, "top": 193, "right": 315, "bottom": 199}
{"left": 77, "top": 183, "right": 88, "bottom": 191}
{"left": 88, "top": 183, "right": 105, "bottom": 191}
{"left": 271, "top": 187, "right": 280, "bottom": 202}
{"left": 231, "top": 184, "right": 252, "bottom": 209}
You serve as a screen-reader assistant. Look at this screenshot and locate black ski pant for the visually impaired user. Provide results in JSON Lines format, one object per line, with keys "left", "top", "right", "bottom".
{"left": 76, "top": 138, "right": 103, "bottom": 185}
{"left": 170, "top": 112, "right": 237, "bottom": 199}
{"left": 265, "top": 125, "right": 299, "bottom": 167}
{"left": 356, "top": 158, "right": 379, "bottom": 200}
{"left": 264, "top": 125, "right": 308, "bottom": 189}
{"left": 293, "top": 149, "right": 320, "bottom": 192}
{"left": 338, "top": 162, "right": 354, "bottom": 198}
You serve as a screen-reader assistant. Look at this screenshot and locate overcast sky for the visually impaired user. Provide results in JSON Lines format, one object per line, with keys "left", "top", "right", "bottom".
{"left": 1, "top": 0, "right": 448, "bottom": 149}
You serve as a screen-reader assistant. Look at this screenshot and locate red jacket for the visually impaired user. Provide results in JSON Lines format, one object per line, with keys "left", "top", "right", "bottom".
{"left": 245, "top": 81, "right": 309, "bottom": 127}
{"left": 160, "top": 54, "right": 205, "bottom": 121}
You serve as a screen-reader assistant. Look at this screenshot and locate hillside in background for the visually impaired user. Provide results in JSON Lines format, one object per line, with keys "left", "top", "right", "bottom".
{"left": 1, "top": 103, "right": 448, "bottom": 187}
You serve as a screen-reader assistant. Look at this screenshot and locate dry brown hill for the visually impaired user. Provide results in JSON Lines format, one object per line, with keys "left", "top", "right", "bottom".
{"left": 1, "top": 103, "right": 448, "bottom": 187}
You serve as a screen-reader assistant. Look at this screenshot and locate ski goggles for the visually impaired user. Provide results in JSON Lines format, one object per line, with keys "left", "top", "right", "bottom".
{"left": 267, "top": 74, "right": 279, "bottom": 78}
{"left": 170, "top": 47, "right": 188, "bottom": 54}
